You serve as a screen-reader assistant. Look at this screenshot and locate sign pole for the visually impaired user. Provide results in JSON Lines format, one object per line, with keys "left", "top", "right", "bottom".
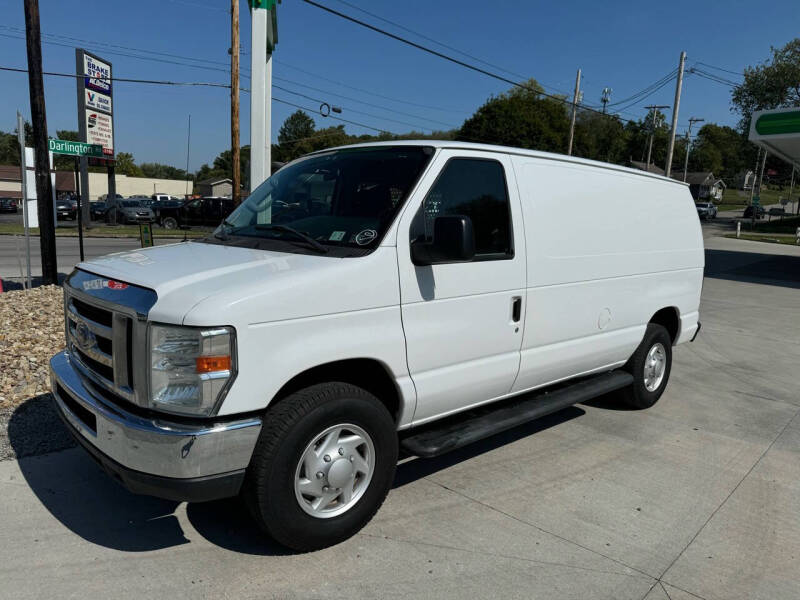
{"left": 74, "top": 156, "right": 84, "bottom": 262}
{"left": 24, "top": 0, "right": 58, "bottom": 285}
{"left": 17, "top": 111, "right": 32, "bottom": 290}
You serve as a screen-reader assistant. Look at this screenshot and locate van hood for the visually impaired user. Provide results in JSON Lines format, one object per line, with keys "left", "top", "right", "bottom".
{"left": 78, "top": 240, "right": 333, "bottom": 308}
{"left": 76, "top": 240, "right": 398, "bottom": 327}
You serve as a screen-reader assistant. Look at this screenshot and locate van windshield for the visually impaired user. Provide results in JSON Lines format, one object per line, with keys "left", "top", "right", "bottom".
{"left": 213, "top": 146, "right": 433, "bottom": 253}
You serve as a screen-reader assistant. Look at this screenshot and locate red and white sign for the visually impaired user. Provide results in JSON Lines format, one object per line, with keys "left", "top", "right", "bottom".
{"left": 85, "top": 111, "right": 114, "bottom": 156}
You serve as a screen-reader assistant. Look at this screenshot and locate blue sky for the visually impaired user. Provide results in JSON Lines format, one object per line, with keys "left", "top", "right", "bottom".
{"left": 0, "top": 0, "right": 798, "bottom": 171}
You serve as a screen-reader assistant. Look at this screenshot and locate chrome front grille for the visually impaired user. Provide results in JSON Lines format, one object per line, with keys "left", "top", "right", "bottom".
{"left": 63, "top": 269, "right": 158, "bottom": 409}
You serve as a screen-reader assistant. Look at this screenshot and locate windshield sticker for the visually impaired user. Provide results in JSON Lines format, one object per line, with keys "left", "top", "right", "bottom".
{"left": 355, "top": 229, "right": 378, "bottom": 246}
{"left": 329, "top": 231, "right": 346, "bottom": 242}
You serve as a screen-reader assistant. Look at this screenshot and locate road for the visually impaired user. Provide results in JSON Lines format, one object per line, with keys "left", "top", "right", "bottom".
{"left": 0, "top": 235, "right": 174, "bottom": 284}
{"left": 1, "top": 234, "right": 799, "bottom": 599}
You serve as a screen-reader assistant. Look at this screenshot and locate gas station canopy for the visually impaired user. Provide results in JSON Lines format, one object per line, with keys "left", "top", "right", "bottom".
{"left": 748, "top": 107, "right": 800, "bottom": 169}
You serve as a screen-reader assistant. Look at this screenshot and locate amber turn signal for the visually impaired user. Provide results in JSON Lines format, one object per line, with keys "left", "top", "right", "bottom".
{"left": 196, "top": 355, "right": 231, "bottom": 373}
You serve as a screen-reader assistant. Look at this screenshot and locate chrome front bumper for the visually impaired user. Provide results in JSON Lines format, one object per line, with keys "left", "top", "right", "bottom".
{"left": 50, "top": 351, "right": 262, "bottom": 501}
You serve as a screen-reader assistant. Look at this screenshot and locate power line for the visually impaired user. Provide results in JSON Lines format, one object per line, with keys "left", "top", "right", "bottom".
{"left": 695, "top": 61, "right": 743, "bottom": 78}
{"left": 299, "top": 0, "right": 620, "bottom": 121}
{"left": 273, "top": 84, "right": 452, "bottom": 132}
{"left": 271, "top": 97, "right": 396, "bottom": 134}
{"left": 614, "top": 73, "right": 678, "bottom": 113}
{"left": 275, "top": 59, "right": 471, "bottom": 113}
{"left": 0, "top": 26, "right": 462, "bottom": 130}
{"left": 605, "top": 69, "right": 677, "bottom": 107}
{"left": 0, "top": 65, "right": 231, "bottom": 87}
{"left": 273, "top": 77, "right": 458, "bottom": 128}
{"left": 329, "top": 0, "right": 555, "bottom": 88}
{"left": 688, "top": 68, "right": 739, "bottom": 88}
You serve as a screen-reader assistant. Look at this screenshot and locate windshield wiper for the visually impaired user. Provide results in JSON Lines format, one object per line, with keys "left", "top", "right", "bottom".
{"left": 254, "top": 224, "right": 329, "bottom": 253}
{"left": 213, "top": 218, "right": 236, "bottom": 241}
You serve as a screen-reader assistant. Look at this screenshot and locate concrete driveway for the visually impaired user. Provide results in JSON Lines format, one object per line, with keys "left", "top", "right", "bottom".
{"left": 0, "top": 235, "right": 798, "bottom": 599}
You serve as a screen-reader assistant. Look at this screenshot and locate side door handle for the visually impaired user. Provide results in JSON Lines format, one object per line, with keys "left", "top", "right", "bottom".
{"left": 511, "top": 296, "right": 522, "bottom": 323}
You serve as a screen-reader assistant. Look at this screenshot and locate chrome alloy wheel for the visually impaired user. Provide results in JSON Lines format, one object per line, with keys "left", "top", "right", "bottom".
{"left": 643, "top": 342, "right": 667, "bottom": 392}
{"left": 294, "top": 423, "right": 375, "bottom": 518}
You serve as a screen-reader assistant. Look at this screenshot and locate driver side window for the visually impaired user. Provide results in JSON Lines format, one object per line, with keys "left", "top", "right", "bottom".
{"left": 411, "top": 158, "right": 513, "bottom": 259}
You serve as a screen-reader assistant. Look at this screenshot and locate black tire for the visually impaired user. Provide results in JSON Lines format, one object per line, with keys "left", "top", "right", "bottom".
{"left": 242, "top": 382, "right": 398, "bottom": 551}
{"left": 162, "top": 216, "right": 178, "bottom": 230}
{"left": 618, "top": 323, "right": 672, "bottom": 409}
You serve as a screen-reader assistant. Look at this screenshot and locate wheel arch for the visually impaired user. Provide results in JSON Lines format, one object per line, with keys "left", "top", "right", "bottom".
{"left": 649, "top": 306, "right": 680, "bottom": 344}
{"left": 269, "top": 358, "right": 404, "bottom": 424}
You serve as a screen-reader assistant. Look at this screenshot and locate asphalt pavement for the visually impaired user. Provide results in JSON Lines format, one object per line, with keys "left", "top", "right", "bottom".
{"left": 0, "top": 232, "right": 799, "bottom": 599}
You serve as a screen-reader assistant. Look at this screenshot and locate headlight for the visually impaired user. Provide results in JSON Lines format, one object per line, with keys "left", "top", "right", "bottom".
{"left": 149, "top": 324, "right": 236, "bottom": 416}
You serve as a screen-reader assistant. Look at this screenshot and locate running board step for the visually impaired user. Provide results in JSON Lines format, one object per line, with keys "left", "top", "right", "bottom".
{"left": 400, "top": 370, "right": 634, "bottom": 458}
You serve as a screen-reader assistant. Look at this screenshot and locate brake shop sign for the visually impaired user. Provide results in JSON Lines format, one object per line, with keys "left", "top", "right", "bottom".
{"left": 76, "top": 49, "right": 114, "bottom": 157}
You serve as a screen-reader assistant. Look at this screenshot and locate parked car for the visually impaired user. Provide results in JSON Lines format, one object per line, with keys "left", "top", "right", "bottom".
{"left": 56, "top": 198, "right": 78, "bottom": 220}
{"left": 89, "top": 201, "right": 107, "bottom": 220}
{"left": 148, "top": 199, "right": 184, "bottom": 224}
{"left": 106, "top": 198, "right": 155, "bottom": 224}
{"left": 743, "top": 205, "right": 766, "bottom": 219}
{"left": 99, "top": 193, "right": 124, "bottom": 202}
{"left": 157, "top": 196, "right": 234, "bottom": 229}
{"left": 695, "top": 202, "right": 717, "bottom": 219}
{"left": 49, "top": 141, "right": 703, "bottom": 552}
{"left": 0, "top": 197, "right": 18, "bottom": 213}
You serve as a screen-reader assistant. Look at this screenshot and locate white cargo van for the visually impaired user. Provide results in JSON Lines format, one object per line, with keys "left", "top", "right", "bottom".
{"left": 50, "top": 141, "right": 703, "bottom": 550}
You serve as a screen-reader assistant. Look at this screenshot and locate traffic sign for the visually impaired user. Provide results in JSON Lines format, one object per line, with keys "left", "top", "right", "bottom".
{"left": 752, "top": 195, "right": 760, "bottom": 206}
{"left": 139, "top": 223, "right": 154, "bottom": 248}
{"left": 48, "top": 139, "right": 103, "bottom": 157}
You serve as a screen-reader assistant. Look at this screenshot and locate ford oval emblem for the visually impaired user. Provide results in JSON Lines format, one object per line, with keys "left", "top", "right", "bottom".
{"left": 73, "top": 321, "right": 97, "bottom": 352}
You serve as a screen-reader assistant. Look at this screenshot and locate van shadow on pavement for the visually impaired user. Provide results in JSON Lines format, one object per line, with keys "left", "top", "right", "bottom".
{"left": 704, "top": 248, "right": 800, "bottom": 289}
{"left": 8, "top": 397, "right": 583, "bottom": 555}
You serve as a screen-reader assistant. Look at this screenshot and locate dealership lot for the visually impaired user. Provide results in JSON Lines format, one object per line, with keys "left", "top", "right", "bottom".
{"left": 0, "top": 233, "right": 798, "bottom": 599}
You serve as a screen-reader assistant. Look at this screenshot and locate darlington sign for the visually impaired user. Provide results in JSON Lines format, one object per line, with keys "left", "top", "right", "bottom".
{"left": 48, "top": 139, "right": 103, "bottom": 157}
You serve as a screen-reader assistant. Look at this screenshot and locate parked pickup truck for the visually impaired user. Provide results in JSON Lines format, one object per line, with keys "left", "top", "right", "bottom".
{"left": 157, "top": 196, "right": 235, "bottom": 229}
{"left": 50, "top": 141, "right": 703, "bottom": 551}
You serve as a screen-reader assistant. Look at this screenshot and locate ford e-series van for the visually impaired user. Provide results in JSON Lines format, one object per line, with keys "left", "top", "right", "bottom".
{"left": 50, "top": 141, "right": 704, "bottom": 550}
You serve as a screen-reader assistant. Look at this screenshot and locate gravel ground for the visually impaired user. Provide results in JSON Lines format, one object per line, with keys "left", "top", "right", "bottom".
{"left": 0, "top": 285, "right": 74, "bottom": 460}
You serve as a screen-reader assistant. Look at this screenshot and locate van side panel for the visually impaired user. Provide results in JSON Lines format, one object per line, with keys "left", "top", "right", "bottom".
{"left": 511, "top": 157, "right": 703, "bottom": 394}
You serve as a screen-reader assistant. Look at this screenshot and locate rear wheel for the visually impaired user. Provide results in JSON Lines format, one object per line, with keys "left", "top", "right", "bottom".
{"left": 618, "top": 323, "right": 672, "bottom": 409}
{"left": 242, "top": 382, "right": 398, "bottom": 551}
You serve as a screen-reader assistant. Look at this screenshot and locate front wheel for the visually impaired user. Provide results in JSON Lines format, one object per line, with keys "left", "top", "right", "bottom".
{"left": 618, "top": 323, "right": 672, "bottom": 409}
{"left": 242, "top": 382, "right": 398, "bottom": 551}
{"left": 162, "top": 216, "right": 178, "bottom": 230}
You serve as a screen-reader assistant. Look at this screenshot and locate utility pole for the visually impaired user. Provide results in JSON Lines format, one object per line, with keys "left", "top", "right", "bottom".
{"left": 250, "top": 0, "right": 276, "bottom": 190}
{"left": 567, "top": 68, "right": 581, "bottom": 156}
{"left": 789, "top": 165, "right": 797, "bottom": 215}
{"left": 23, "top": 0, "right": 57, "bottom": 285}
{"left": 601, "top": 87, "right": 612, "bottom": 114}
{"left": 231, "top": 0, "right": 241, "bottom": 205}
{"left": 644, "top": 104, "right": 669, "bottom": 172}
{"left": 683, "top": 117, "right": 704, "bottom": 182}
{"left": 185, "top": 114, "right": 191, "bottom": 197}
{"left": 664, "top": 51, "right": 686, "bottom": 178}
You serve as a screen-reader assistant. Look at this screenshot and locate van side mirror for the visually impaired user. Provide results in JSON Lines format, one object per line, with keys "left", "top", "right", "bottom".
{"left": 411, "top": 215, "right": 476, "bottom": 266}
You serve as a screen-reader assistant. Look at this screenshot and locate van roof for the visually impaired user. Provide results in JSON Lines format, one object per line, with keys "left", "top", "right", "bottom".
{"left": 309, "top": 140, "right": 689, "bottom": 187}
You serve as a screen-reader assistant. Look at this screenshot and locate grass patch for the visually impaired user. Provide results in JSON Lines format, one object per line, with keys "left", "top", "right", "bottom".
{"left": 724, "top": 233, "right": 798, "bottom": 246}
{"left": 739, "top": 215, "right": 800, "bottom": 234}
{"left": 0, "top": 223, "right": 207, "bottom": 238}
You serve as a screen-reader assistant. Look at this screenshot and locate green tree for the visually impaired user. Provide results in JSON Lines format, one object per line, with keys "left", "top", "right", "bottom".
{"left": 688, "top": 124, "right": 753, "bottom": 180}
{"left": 114, "top": 152, "right": 143, "bottom": 177}
{"left": 457, "top": 79, "right": 570, "bottom": 152}
{"left": 278, "top": 110, "right": 316, "bottom": 145}
{"left": 53, "top": 130, "right": 79, "bottom": 171}
{"left": 732, "top": 38, "right": 800, "bottom": 130}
